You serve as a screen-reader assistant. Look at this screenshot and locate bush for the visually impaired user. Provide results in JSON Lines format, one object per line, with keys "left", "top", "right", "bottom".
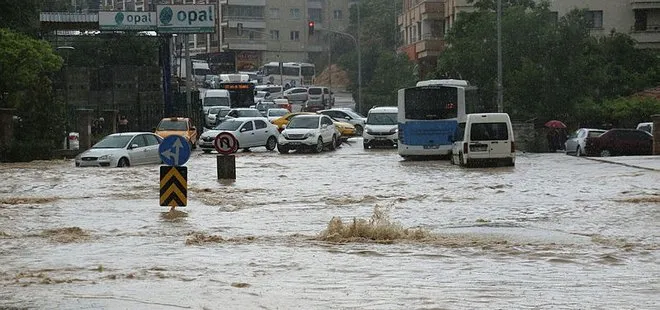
{"left": 0, "top": 140, "right": 54, "bottom": 162}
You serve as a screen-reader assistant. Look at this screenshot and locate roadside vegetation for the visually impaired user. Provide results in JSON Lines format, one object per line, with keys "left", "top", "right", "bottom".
{"left": 335, "top": 0, "right": 660, "bottom": 125}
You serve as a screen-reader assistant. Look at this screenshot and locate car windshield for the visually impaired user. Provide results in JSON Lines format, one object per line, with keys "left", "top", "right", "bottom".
{"left": 215, "top": 120, "right": 243, "bottom": 131}
{"left": 217, "top": 108, "right": 230, "bottom": 117}
{"left": 588, "top": 130, "right": 606, "bottom": 138}
{"left": 157, "top": 120, "right": 188, "bottom": 131}
{"left": 344, "top": 109, "right": 365, "bottom": 119}
{"left": 288, "top": 116, "right": 319, "bottom": 129}
{"left": 268, "top": 109, "right": 289, "bottom": 117}
{"left": 204, "top": 97, "right": 230, "bottom": 107}
{"left": 208, "top": 107, "right": 222, "bottom": 114}
{"left": 367, "top": 112, "right": 397, "bottom": 125}
{"left": 237, "top": 110, "right": 262, "bottom": 117}
{"left": 92, "top": 135, "right": 132, "bottom": 149}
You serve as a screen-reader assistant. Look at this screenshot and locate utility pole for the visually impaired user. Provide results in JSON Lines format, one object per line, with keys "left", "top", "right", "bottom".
{"left": 185, "top": 34, "right": 192, "bottom": 116}
{"left": 357, "top": 1, "right": 362, "bottom": 113}
{"left": 496, "top": 0, "right": 503, "bottom": 113}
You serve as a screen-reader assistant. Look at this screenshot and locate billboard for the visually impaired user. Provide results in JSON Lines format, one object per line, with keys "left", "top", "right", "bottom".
{"left": 156, "top": 5, "right": 216, "bottom": 33}
{"left": 99, "top": 11, "right": 157, "bottom": 31}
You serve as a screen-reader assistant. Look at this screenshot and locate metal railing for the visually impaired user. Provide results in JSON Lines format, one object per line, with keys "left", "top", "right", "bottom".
{"left": 631, "top": 24, "right": 660, "bottom": 32}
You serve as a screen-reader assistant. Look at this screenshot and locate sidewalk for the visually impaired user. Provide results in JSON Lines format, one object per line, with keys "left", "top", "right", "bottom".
{"left": 585, "top": 155, "right": 660, "bottom": 171}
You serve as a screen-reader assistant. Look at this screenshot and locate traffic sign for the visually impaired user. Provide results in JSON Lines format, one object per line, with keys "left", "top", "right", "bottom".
{"left": 214, "top": 132, "right": 238, "bottom": 155}
{"left": 160, "top": 166, "right": 187, "bottom": 207}
{"left": 159, "top": 135, "right": 191, "bottom": 166}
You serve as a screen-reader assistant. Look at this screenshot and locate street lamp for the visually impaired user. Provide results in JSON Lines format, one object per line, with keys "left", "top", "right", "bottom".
{"left": 56, "top": 46, "right": 75, "bottom": 149}
{"left": 496, "top": 0, "right": 503, "bottom": 112}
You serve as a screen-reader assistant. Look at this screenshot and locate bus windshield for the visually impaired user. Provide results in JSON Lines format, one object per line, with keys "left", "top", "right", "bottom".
{"left": 301, "top": 66, "right": 315, "bottom": 77}
{"left": 282, "top": 66, "right": 300, "bottom": 76}
{"left": 404, "top": 87, "right": 458, "bottom": 120}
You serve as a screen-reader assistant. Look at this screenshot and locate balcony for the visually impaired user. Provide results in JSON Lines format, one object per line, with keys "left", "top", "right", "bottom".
{"left": 630, "top": 25, "right": 660, "bottom": 48}
{"left": 399, "top": 34, "right": 445, "bottom": 60}
{"left": 221, "top": 16, "right": 265, "bottom": 29}
{"left": 419, "top": 0, "right": 444, "bottom": 20}
{"left": 631, "top": 0, "right": 660, "bottom": 10}
{"left": 222, "top": 37, "right": 267, "bottom": 51}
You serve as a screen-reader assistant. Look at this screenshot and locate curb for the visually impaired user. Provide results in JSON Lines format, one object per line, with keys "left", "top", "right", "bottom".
{"left": 583, "top": 157, "right": 659, "bottom": 172}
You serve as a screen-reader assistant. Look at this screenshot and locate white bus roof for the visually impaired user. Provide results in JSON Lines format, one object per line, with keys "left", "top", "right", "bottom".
{"left": 219, "top": 74, "right": 250, "bottom": 82}
{"left": 416, "top": 79, "right": 469, "bottom": 87}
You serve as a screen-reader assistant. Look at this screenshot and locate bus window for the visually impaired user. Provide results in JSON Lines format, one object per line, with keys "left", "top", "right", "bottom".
{"left": 404, "top": 87, "right": 458, "bottom": 120}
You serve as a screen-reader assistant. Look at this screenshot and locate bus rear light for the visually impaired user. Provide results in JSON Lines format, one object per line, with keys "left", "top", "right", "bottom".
{"left": 463, "top": 142, "right": 468, "bottom": 154}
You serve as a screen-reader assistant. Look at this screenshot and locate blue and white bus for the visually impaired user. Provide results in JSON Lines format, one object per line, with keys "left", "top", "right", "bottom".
{"left": 397, "top": 79, "right": 476, "bottom": 158}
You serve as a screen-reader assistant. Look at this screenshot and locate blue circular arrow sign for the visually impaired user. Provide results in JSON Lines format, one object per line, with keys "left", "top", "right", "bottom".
{"left": 159, "top": 135, "right": 191, "bottom": 166}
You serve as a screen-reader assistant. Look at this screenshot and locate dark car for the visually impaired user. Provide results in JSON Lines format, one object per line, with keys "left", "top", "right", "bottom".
{"left": 585, "top": 129, "right": 653, "bottom": 157}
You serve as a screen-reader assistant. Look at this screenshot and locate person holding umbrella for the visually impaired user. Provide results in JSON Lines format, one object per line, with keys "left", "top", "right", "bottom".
{"left": 545, "top": 120, "right": 567, "bottom": 152}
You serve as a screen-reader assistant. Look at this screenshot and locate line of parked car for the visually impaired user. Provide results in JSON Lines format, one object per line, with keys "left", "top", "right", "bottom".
{"left": 564, "top": 122, "right": 655, "bottom": 157}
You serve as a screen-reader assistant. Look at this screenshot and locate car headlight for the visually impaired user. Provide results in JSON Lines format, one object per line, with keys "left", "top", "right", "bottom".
{"left": 389, "top": 128, "right": 398, "bottom": 134}
{"left": 303, "top": 132, "right": 314, "bottom": 139}
{"left": 98, "top": 154, "right": 113, "bottom": 161}
{"left": 366, "top": 128, "right": 374, "bottom": 134}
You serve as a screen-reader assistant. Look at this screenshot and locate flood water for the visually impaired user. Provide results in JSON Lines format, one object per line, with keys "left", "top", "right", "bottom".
{"left": 1, "top": 141, "right": 658, "bottom": 309}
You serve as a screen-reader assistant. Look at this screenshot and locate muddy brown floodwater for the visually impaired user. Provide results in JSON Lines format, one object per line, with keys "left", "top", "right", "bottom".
{"left": 1, "top": 142, "right": 658, "bottom": 309}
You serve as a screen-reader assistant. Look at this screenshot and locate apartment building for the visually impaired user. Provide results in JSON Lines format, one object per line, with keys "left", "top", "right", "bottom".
{"left": 99, "top": 1, "right": 354, "bottom": 70}
{"left": 399, "top": 0, "right": 660, "bottom": 77}
{"left": 221, "top": 0, "right": 354, "bottom": 70}
{"left": 398, "top": 0, "right": 445, "bottom": 79}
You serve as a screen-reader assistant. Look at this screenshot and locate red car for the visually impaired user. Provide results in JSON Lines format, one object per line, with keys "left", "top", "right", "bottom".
{"left": 585, "top": 129, "right": 653, "bottom": 157}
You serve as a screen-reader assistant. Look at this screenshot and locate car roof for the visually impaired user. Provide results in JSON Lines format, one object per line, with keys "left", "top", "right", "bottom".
{"left": 109, "top": 132, "right": 155, "bottom": 137}
{"left": 295, "top": 114, "right": 322, "bottom": 118}
{"left": 160, "top": 117, "right": 189, "bottom": 121}
{"left": 225, "top": 117, "right": 269, "bottom": 121}
{"left": 369, "top": 106, "right": 398, "bottom": 112}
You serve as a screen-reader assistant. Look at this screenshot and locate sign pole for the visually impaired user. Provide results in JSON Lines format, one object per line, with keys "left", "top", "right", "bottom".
{"left": 216, "top": 155, "right": 236, "bottom": 180}
{"left": 213, "top": 132, "right": 238, "bottom": 180}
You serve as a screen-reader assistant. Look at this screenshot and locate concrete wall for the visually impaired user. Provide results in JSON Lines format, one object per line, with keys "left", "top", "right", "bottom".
{"left": 512, "top": 122, "right": 538, "bottom": 152}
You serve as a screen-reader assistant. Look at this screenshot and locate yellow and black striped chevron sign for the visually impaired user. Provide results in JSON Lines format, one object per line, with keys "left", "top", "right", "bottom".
{"left": 160, "top": 166, "right": 187, "bottom": 207}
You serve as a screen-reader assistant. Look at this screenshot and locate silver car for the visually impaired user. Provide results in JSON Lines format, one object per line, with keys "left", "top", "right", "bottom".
{"left": 75, "top": 132, "right": 162, "bottom": 167}
{"left": 283, "top": 87, "right": 309, "bottom": 104}
{"left": 565, "top": 128, "right": 607, "bottom": 156}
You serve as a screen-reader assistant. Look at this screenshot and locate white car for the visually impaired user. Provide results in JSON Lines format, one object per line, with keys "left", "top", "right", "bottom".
{"left": 277, "top": 114, "right": 339, "bottom": 154}
{"left": 205, "top": 106, "right": 230, "bottom": 128}
{"left": 565, "top": 128, "right": 607, "bottom": 156}
{"left": 363, "top": 106, "right": 399, "bottom": 149}
{"left": 318, "top": 108, "right": 367, "bottom": 136}
{"left": 266, "top": 108, "right": 290, "bottom": 122}
{"left": 75, "top": 132, "right": 162, "bottom": 167}
{"left": 198, "top": 117, "right": 279, "bottom": 153}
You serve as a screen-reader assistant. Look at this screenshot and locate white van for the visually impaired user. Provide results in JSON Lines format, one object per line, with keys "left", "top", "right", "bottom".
{"left": 202, "top": 89, "right": 231, "bottom": 113}
{"left": 451, "top": 113, "right": 515, "bottom": 167}
{"left": 255, "top": 85, "right": 284, "bottom": 99}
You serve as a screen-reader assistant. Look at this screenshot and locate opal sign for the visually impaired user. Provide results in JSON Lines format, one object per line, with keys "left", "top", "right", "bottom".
{"left": 156, "top": 5, "right": 216, "bottom": 33}
{"left": 98, "top": 11, "right": 157, "bottom": 30}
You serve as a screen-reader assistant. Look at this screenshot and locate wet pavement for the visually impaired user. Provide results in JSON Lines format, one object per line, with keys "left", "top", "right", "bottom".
{"left": 0, "top": 143, "right": 659, "bottom": 309}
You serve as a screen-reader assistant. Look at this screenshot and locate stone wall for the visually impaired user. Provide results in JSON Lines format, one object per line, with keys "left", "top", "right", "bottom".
{"left": 511, "top": 122, "right": 538, "bottom": 152}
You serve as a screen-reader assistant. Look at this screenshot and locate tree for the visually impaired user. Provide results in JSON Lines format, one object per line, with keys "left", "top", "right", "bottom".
{"left": 0, "top": 28, "right": 64, "bottom": 161}
{"left": 0, "top": 28, "right": 63, "bottom": 109}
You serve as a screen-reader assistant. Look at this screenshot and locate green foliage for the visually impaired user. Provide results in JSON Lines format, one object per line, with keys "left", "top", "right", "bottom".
{"left": 437, "top": 3, "right": 660, "bottom": 126}
{"left": 360, "top": 52, "right": 416, "bottom": 112}
{"left": 0, "top": 28, "right": 64, "bottom": 162}
{"left": 0, "top": 28, "right": 63, "bottom": 108}
{"left": 0, "top": 0, "right": 41, "bottom": 35}
{"left": 602, "top": 96, "right": 660, "bottom": 128}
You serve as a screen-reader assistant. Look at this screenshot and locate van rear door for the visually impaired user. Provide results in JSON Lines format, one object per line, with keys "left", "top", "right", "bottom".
{"left": 469, "top": 122, "right": 511, "bottom": 157}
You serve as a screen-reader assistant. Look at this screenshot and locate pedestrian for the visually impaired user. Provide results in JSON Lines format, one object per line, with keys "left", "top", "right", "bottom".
{"left": 118, "top": 115, "right": 129, "bottom": 133}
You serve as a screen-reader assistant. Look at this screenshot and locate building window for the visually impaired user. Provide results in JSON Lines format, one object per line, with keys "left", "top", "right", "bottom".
{"left": 548, "top": 11, "right": 559, "bottom": 23}
{"left": 585, "top": 10, "right": 603, "bottom": 29}
{"left": 290, "top": 31, "right": 300, "bottom": 41}
{"left": 228, "top": 6, "right": 264, "bottom": 19}
{"left": 290, "top": 8, "right": 301, "bottom": 19}
{"left": 270, "top": 30, "right": 280, "bottom": 40}
{"left": 333, "top": 10, "right": 342, "bottom": 20}
{"left": 269, "top": 8, "right": 279, "bottom": 19}
{"left": 309, "top": 8, "right": 322, "bottom": 23}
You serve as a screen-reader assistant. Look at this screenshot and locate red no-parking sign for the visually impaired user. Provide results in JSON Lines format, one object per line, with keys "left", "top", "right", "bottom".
{"left": 213, "top": 132, "right": 238, "bottom": 155}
